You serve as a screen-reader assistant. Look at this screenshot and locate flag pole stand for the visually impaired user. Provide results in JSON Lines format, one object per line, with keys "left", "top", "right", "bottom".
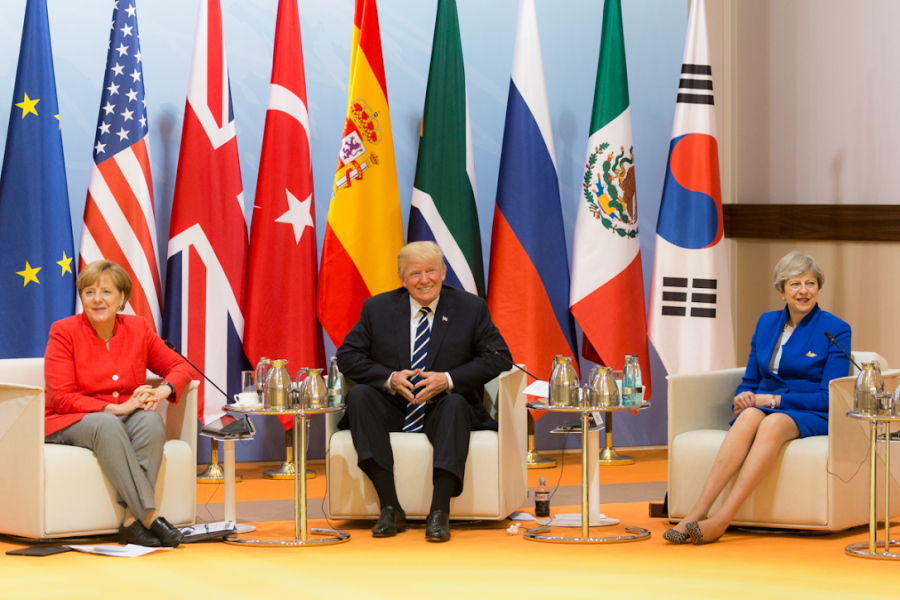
{"left": 526, "top": 412, "right": 556, "bottom": 469}
{"left": 598, "top": 411, "right": 634, "bottom": 466}
{"left": 263, "top": 427, "right": 316, "bottom": 480}
{"left": 197, "top": 438, "right": 243, "bottom": 483}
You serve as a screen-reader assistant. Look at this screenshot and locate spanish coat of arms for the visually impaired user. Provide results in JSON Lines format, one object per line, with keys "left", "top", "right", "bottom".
{"left": 583, "top": 143, "right": 638, "bottom": 238}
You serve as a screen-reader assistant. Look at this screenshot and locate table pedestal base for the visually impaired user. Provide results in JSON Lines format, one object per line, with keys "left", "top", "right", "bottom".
{"left": 845, "top": 540, "right": 900, "bottom": 560}
{"left": 522, "top": 404, "right": 652, "bottom": 546}
{"left": 225, "top": 528, "right": 350, "bottom": 547}
{"left": 524, "top": 524, "right": 650, "bottom": 544}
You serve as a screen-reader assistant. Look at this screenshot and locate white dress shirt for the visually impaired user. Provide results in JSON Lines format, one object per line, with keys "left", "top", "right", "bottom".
{"left": 383, "top": 295, "right": 454, "bottom": 394}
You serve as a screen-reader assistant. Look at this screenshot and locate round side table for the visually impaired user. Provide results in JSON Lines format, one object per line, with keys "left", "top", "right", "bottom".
{"left": 845, "top": 411, "right": 900, "bottom": 560}
{"left": 524, "top": 401, "right": 652, "bottom": 544}
{"left": 222, "top": 404, "right": 350, "bottom": 547}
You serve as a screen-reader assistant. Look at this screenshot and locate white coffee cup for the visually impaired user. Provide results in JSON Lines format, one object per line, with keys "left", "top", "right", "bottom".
{"left": 234, "top": 392, "right": 261, "bottom": 407}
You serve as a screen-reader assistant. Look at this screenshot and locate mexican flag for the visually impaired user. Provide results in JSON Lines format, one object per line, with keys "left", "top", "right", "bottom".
{"left": 569, "top": 0, "right": 651, "bottom": 397}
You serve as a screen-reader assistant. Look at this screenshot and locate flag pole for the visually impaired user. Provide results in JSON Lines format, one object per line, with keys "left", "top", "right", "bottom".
{"left": 262, "top": 427, "right": 316, "bottom": 480}
{"left": 598, "top": 412, "right": 634, "bottom": 466}
{"left": 197, "top": 438, "right": 243, "bottom": 483}
{"left": 526, "top": 413, "right": 556, "bottom": 469}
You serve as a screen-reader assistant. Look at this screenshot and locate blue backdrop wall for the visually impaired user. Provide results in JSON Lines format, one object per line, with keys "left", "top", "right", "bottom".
{"left": 0, "top": 0, "right": 687, "bottom": 461}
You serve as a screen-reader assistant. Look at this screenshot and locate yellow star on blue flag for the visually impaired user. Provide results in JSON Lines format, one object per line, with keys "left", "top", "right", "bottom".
{"left": 16, "top": 261, "right": 41, "bottom": 286}
{"left": 57, "top": 251, "right": 73, "bottom": 275}
{"left": 0, "top": 0, "right": 75, "bottom": 358}
{"left": 15, "top": 93, "right": 39, "bottom": 118}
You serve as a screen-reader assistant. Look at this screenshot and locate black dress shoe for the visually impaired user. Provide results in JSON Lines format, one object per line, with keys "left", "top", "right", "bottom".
{"left": 425, "top": 509, "right": 450, "bottom": 542}
{"left": 372, "top": 506, "right": 407, "bottom": 537}
{"left": 149, "top": 516, "right": 184, "bottom": 547}
{"left": 117, "top": 521, "right": 161, "bottom": 547}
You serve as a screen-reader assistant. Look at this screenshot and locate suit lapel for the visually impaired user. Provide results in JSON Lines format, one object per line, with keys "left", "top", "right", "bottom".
{"left": 426, "top": 290, "right": 455, "bottom": 371}
{"left": 393, "top": 290, "right": 412, "bottom": 369}
{"left": 780, "top": 304, "right": 821, "bottom": 363}
{"left": 760, "top": 308, "right": 790, "bottom": 382}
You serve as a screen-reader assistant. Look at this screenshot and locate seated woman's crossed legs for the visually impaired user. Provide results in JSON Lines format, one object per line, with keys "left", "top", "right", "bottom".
{"left": 672, "top": 408, "right": 800, "bottom": 541}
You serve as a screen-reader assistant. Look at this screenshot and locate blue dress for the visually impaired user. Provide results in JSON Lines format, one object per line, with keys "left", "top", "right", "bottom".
{"left": 732, "top": 304, "right": 852, "bottom": 438}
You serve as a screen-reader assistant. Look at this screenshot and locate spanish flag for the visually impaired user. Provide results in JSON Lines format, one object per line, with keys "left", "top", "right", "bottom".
{"left": 317, "top": 0, "right": 404, "bottom": 347}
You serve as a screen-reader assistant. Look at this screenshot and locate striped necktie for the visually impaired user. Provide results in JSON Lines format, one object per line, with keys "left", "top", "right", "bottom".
{"left": 403, "top": 306, "right": 431, "bottom": 432}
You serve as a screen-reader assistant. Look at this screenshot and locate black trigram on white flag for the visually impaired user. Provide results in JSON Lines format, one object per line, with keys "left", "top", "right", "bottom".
{"left": 660, "top": 277, "right": 717, "bottom": 318}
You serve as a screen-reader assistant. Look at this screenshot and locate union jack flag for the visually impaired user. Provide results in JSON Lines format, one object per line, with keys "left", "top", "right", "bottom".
{"left": 162, "top": 0, "right": 248, "bottom": 424}
{"left": 79, "top": 0, "right": 161, "bottom": 332}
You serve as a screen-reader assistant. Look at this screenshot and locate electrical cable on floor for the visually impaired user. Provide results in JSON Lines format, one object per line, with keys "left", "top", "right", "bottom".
{"left": 194, "top": 482, "right": 220, "bottom": 525}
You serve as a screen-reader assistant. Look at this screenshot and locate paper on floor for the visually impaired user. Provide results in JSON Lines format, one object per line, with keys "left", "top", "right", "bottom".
{"left": 67, "top": 544, "right": 171, "bottom": 557}
{"left": 508, "top": 511, "right": 537, "bottom": 522}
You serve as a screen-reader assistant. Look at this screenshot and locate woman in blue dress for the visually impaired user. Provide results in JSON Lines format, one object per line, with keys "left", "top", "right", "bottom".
{"left": 664, "top": 251, "right": 852, "bottom": 544}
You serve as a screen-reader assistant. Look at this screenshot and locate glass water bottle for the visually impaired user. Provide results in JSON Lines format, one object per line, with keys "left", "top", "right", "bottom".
{"left": 255, "top": 357, "right": 272, "bottom": 396}
{"left": 326, "top": 357, "right": 343, "bottom": 408}
{"left": 622, "top": 355, "right": 643, "bottom": 406}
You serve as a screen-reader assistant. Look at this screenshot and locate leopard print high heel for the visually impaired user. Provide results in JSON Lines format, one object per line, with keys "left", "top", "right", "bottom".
{"left": 662, "top": 527, "right": 690, "bottom": 544}
{"left": 685, "top": 521, "right": 722, "bottom": 545}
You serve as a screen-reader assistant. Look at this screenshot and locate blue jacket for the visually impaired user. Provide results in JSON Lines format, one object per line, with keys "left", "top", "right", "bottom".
{"left": 736, "top": 304, "right": 852, "bottom": 418}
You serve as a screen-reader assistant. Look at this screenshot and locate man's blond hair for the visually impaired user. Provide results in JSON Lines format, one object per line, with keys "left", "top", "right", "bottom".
{"left": 397, "top": 241, "right": 446, "bottom": 277}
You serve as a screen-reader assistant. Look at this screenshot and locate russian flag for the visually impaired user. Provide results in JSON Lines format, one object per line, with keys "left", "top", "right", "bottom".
{"left": 487, "top": 0, "right": 578, "bottom": 392}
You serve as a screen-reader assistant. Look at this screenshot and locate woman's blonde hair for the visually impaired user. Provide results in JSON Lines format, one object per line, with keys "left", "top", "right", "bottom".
{"left": 397, "top": 241, "right": 446, "bottom": 277}
{"left": 773, "top": 251, "right": 824, "bottom": 292}
{"left": 76, "top": 260, "right": 133, "bottom": 307}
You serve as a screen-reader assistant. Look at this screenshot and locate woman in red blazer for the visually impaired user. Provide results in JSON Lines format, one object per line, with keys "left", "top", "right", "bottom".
{"left": 44, "top": 260, "right": 194, "bottom": 547}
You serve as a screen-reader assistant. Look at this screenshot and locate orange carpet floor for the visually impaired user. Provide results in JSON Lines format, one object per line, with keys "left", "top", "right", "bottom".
{"left": 2, "top": 449, "right": 898, "bottom": 599}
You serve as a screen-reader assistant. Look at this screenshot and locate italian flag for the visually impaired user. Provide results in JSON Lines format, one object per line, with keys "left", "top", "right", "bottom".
{"left": 569, "top": 0, "right": 651, "bottom": 397}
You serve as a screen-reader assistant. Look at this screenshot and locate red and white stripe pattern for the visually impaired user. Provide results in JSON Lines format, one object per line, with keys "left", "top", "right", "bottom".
{"left": 79, "top": 0, "right": 161, "bottom": 332}
{"left": 163, "top": 0, "right": 248, "bottom": 425}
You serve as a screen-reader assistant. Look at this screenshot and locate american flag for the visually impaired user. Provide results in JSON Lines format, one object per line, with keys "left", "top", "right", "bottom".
{"left": 79, "top": 0, "right": 162, "bottom": 332}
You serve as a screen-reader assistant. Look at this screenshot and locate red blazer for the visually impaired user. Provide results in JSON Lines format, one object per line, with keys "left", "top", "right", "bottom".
{"left": 44, "top": 313, "right": 195, "bottom": 436}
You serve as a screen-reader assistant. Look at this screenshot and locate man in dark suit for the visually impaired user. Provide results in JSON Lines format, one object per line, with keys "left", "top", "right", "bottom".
{"left": 336, "top": 241, "right": 511, "bottom": 542}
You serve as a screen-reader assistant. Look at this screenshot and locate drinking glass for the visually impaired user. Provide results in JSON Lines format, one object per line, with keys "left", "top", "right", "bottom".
{"left": 241, "top": 371, "right": 256, "bottom": 393}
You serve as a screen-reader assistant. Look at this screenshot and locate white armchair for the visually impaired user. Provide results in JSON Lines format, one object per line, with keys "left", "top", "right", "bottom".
{"left": 0, "top": 358, "right": 198, "bottom": 540}
{"left": 325, "top": 368, "right": 527, "bottom": 520}
{"left": 667, "top": 352, "right": 900, "bottom": 531}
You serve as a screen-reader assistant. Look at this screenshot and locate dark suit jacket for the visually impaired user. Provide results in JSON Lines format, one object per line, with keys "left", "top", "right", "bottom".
{"left": 736, "top": 304, "right": 851, "bottom": 420}
{"left": 336, "top": 285, "right": 512, "bottom": 431}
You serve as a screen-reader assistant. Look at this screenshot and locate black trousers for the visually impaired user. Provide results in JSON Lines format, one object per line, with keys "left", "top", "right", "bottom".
{"left": 341, "top": 385, "right": 472, "bottom": 497}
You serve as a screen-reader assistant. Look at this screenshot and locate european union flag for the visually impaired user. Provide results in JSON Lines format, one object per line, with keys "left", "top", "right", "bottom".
{"left": 0, "top": 0, "right": 75, "bottom": 358}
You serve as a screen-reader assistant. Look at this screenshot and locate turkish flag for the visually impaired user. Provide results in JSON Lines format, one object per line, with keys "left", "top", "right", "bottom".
{"left": 243, "top": 0, "right": 325, "bottom": 429}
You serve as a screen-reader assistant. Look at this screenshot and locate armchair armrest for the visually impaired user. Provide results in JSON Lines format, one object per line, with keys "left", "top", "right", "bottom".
{"left": 159, "top": 381, "right": 199, "bottom": 459}
{"left": 494, "top": 368, "right": 527, "bottom": 517}
{"left": 0, "top": 383, "right": 45, "bottom": 537}
{"left": 667, "top": 368, "right": 745, "bottom": 448}
{"left": 149, "top": 374, "right": 198, "bottom": 457}
{"left": 325, "top": 375, "right": 351, "bottom": 457}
